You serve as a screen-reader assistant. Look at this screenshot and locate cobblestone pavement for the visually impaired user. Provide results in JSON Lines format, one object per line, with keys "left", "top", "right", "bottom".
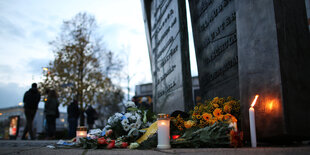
{"left": 0, "top": 140, "right": 310, "bottom": 155}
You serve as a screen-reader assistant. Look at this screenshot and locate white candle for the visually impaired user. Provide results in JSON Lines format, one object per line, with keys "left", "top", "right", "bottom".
{"left": 249, "top": 95, "right": 259, "bottom": 148}
{"left": 157, "top": 114, "right": 171, "bottom": 149}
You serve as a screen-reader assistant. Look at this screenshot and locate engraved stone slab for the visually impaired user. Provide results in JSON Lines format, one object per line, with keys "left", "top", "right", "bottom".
{"left": 189, "top": 0, "right": 239, "bottom": 99}
{"left": 141, "top": 0, "right": 193, "bottom": 114}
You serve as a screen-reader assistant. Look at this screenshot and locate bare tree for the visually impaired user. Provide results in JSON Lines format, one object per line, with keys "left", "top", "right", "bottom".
{"left": 39, "top": 12, "right": 123, "bottom": 125}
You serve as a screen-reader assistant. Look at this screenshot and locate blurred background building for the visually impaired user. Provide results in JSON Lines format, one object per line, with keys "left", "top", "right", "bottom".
{"left": 0, "top": 106, "right": 67, "bottom": 140}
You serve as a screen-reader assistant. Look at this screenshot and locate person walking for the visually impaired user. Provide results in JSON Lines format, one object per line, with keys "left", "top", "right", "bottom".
{"left": 85, "top": 105, "right": 98, "bottom": 129}
{"left": 44, "top": 89, "right": 59, "bottom": 140}
{"left": 67, "top": 99, "right": 80, "bottom": 139}
{"left": 22, "top": 83, "right": 41, "bottom": 140}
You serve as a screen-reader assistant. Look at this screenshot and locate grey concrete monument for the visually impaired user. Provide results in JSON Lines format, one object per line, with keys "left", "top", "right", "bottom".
{"left": 189, "top": 0, "right": 310, "bottom": 143}
{"left": 141, "top": 0, "right": 193, "bottom": 114}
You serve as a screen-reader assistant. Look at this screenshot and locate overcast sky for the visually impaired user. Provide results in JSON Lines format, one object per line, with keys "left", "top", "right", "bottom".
{"left": 0, "top": 0, "right": 197, "bottom": 110}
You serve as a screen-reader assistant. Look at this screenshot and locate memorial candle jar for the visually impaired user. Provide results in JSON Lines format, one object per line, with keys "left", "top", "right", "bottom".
{"left": 76, "top": 126, "right": 87, "bottom": 140}
{"left": 157, "top": 114, "right": 171, "bottom": 149}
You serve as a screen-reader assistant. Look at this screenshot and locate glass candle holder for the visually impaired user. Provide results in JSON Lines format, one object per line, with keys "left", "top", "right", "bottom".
{"left": 157, "top": 113, "right": 170, "bottom": 149}
{"left": 76, "top": 126, "right": 87, "bottom": 141}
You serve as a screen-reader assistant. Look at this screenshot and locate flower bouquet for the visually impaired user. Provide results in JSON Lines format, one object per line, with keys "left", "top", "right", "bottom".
{"left": 78, "top": 101, "right": 156, "bottom": 149}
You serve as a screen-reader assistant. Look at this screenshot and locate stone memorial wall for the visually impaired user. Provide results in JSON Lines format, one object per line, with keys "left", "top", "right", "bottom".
{"left": 188, "top": 0, "right": 310, "bottom": 142}
{"left": 189, "top": 0, "right": 239, "bottom": 99}
{"left": 141, "top": 0, "right": 193, "bottom": 114}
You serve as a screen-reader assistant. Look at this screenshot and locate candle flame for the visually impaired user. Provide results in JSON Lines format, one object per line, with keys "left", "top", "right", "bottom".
{"left": 251, "top": 95, "right": 259, "bottom": 107}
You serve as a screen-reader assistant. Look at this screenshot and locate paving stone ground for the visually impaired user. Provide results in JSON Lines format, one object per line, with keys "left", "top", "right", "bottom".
{"left": 0, "top": 140, "right": 309, "bottom": 155}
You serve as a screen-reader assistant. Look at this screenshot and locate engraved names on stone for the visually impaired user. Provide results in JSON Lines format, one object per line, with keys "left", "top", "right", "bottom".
{"left": 189, "top": 0, "right": 239, "bottom": 99}
{"left": 148, "top": 0, "right": 192, "bottom": 113}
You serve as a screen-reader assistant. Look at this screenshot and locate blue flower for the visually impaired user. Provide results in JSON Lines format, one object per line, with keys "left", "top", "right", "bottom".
{"left": 101, "top": 129, "right": 106, "bottom": 136}
{"left": 121, "top": 115, "right": 127, "bottom": 121}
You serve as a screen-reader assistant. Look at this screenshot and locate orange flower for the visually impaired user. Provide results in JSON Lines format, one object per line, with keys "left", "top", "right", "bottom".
{"left": 209, "top": 118, "right": 218, "bottom": 125}
{"left": 217, "top": 115, "right": 224, "bottom": 121}
{"left": 224, "top": 114, "right": 233, "bottom": 120}
{"left": 223, "top": 105, "right": 232, "bottom": 113}
{"left": 231, "top": 116, "right": 237, "bottom": 123}
{"left": 202, "top": 113, "right": 212, "bottom": 121}
{"left": 213, "top": 108, "right": 222, "bottom": 118}
{"left": 224, "top": 114, "right": 238, "bottom": 123}
{"left": 213, "top": 104, "right": 219, "bottom": 108}
{"left": 184, "top": 120, "right": 195, "bottom": 129}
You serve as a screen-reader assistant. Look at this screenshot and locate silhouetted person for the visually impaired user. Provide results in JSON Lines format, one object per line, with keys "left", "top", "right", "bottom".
{"left": 44, "top": 89, "right": 59, "bottom": 140}
{"left": 85, "top": 105, "right": 98, "bottom": 129}
{"left": 22, "top": 83, "right": 41, "bottom": 140}
{"left": 67, "top": 99, "right": 80, "bottom": 138}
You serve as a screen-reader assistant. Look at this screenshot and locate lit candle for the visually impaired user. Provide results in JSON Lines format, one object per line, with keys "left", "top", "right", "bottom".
{"left": 76, "top": 126, "right": 87, "bottom": 142}
{"left": 249, "top": 95, "right": 259, "bottom": 148}
{"left": 157, "top": 113, "right": 171, "bottom": 149}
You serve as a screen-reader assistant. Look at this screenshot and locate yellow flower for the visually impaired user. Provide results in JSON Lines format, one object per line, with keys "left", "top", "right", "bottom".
{"left": 196, "top": 115, "right": 202, "bottom": 119}
{"left": 184, "top": 120, "right": 195, "bottom": 129}
{"left": 223, "top": 105, "right": 232, "bottom": 113}
{"left": 202, "top": 113, "right": 212, "bottom": 121}
{"left": 192, "top": 115, "right": 196, "bottom": 120}
{"left": 213, "top": 104, "right": 219, "bottom": 108}
{"left": 213, "top": 108, "right": 222, "bottom": 118}
{"left": 213, "top": 97, "right": 219, "bottom": 102}
{"left": 194, "top": 106, "right": 198, "bottom": 110}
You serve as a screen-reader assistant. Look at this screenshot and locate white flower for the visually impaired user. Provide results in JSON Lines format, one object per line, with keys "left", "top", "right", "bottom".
{"left": 115, "top": 112, "right": 123, "bottom": 118}
{"left": 130, "top": 115, "right": 136, "bottom": 120}
{"left": 121, "top": 119, "right": 129, "bottom": 126}
{"left": 125, "top": 113, "right": 132, "bottom": 119}
{"left": 123, "top": 124, "right": 130, "bottom": 131}
{"left": 124, "top": 101, "right": 136, "bottom": 108}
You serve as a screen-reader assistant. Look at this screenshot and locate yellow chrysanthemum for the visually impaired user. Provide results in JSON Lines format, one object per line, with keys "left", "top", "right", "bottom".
{"left": 184, "top": 120, "right": 195, "bottom": 129}
{"left": 223, "top": 105, "right": 232, "bottom": 113}
{"left": 194, "top": 106, "right": 199, "bottom": 110}
{"left": 202, "top": 113, "right": 212, "bottom": 121}
{"left": 196, "top": 115, "right": 202, "bottom": 119}
{"left": 192, "top": 115, "right": 196, "bottom": 120}
{"left": 213, "top": 108, "right": 222, "bottom": 118}
{"left": 213, "top": 97, "right": 219, "bottom": 102}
